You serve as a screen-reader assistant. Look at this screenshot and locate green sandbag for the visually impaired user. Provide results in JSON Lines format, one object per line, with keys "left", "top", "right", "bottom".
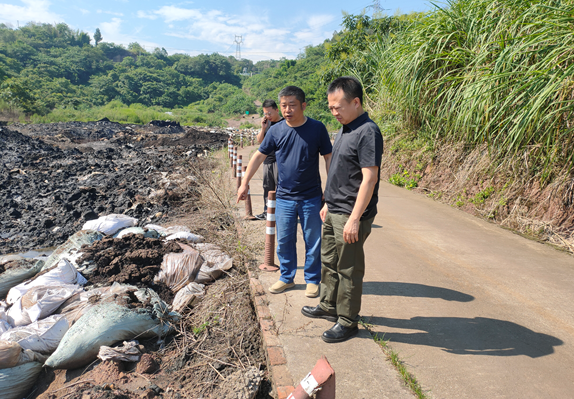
{"left": 0, "top": 362, "right": 43, "bottom": 399}
{"left": 40, "top": 230, "right": 103, "bottom": 271}
{"left": 45, "top": 289, "right": 177, "bottom": 369}
{"left": 0, "top": 260, "right": 42, "bottom": 299}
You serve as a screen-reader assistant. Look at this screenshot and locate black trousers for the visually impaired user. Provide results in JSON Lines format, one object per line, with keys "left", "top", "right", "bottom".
{"left": 262, "top": 162, "right": 277, "bottom": 212}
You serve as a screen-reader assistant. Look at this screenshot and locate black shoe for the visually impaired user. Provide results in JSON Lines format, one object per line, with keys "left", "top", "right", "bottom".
{"left": 255, "top": 212, "right": 267, "bottom": 221}
{"left": 321, "top": 323, "right": 359, "bottom": 343}
{"left": 301, "top": 305, "right": 338, "bottom": 322}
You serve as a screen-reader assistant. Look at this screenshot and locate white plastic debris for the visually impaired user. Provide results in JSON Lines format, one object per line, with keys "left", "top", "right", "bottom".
{"left": 82, "top": 214, "right": 138, "bottom": 236}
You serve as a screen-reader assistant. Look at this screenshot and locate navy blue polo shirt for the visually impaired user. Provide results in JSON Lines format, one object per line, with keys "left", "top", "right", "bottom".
{"left": 325, "top": 112, "right": 383, "bottom": 220}
{"left": 259, "top": 118, "right": 332, "bottom": 201}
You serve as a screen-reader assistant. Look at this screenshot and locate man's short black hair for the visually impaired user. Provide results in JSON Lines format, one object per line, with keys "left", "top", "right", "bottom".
{"left": 278, "top": 86, "right": 306, "bottom": 105}
{"left": 327, "top": 76, "right": 363, "bottom": 105}
{"left": 262, "top": 99, "right": 278, "bottom": 109}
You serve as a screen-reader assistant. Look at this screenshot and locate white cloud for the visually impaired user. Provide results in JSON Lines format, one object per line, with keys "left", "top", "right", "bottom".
{"left": 137, "top": 5, "right": 336, "bottom": 61}
{"left": 97, "top": 10, "right": 124, "bottom": 17}
{"left": 0, "top": 0, "right": 62, "bottom": 24}
{"left": 99, "top": 17, "right": 160, "bottom": 51}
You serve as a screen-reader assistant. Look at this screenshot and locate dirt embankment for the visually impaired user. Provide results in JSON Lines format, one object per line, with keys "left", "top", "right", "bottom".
{"left": 0, "top": 121, "right": 229, "bottom": 254}
{"left": 382, "top": 138, "right": 574, "bottom": 252}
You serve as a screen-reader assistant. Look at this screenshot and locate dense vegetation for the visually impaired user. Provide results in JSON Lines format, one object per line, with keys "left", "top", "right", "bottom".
{"left": 0, "top": 22, "right": 259, "bottom": 125}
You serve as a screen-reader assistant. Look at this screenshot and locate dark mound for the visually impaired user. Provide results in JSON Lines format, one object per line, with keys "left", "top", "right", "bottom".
{"left": 144, "top": 128, "right": 227, "bottom": 147}
{"left": 79, "top": 234, "right": 183, "bottom": 303}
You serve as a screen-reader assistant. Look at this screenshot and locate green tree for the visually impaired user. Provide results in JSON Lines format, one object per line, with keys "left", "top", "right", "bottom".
{"left": 94, "top": 28, "right": 102, "bottom": 46}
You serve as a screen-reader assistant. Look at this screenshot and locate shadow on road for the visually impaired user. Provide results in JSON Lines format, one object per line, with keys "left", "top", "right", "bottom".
{"left": 365, "top": 316, "right": 563, "bottom": 358}
{"left": 363, "top": 281, "right": 474, "bottom": 302}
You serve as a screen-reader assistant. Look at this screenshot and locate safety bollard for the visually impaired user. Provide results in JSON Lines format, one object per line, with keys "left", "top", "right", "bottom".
{"left": 259, "top": 191, "right": 279, "bottom": 271}
{"left": 237, "top": 155, "right": 243, "bottom": 190}
{"left": 240, "top": 133, "right": 244, "bottom": 148}
{"left": 243, "top": 165, "right": 257, "bottom": 220}
{"left": 287, "top": 356, "right": 335, "bottom": 399}
{"left": 250, "top": 133, "right": 254, "bottom": 146}
{"left": 233, "top": 146, "right": 238, "bottom": 178}
{"left": 229, "top": 144, "right": 234, "bottom": 169}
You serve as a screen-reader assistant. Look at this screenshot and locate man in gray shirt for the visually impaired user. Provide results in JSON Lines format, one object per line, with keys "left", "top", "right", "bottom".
{"left": 301, "top": 76, "right": 383, "bottom": 343}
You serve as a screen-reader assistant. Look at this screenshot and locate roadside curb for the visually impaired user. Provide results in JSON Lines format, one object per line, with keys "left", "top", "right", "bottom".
{"left": 248, "top": 270, "right": 295, "bottom": 399}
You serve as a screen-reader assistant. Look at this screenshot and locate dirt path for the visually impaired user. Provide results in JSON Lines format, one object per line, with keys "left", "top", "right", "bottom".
{"left": 239, "top": 144, "right": 574, "bottom": 398}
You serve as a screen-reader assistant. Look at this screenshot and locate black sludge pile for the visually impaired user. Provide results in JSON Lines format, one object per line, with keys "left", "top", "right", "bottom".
{"left": 0, "top": 123, "right": 227, "bottom": 254}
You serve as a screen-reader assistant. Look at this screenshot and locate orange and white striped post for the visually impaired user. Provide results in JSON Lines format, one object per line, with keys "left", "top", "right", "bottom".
{"left": 232, "top": 146, "right": 238, "bottom": 178}
{"left": 259, "top": 191, "right": 279, "bottom": 272}
{"left": 250, "top": 132, "right": 254, "bottom": 146}
{"left": 227, "top": 137, "right": 232, "bottom": 158}
{"left": 237, "top": 155, "right": 243, "bottom": 190}
{"left": 243, "top": 165, "right": 257, "bottom": 220}
{"left": 240, "top": 133, "right": 244, "bottom": 148}
{"left": 229, "top": 144, "right": 234, "bottom": 169}
{"left": 287, "top": 356, "right": 335, "bottom": 399}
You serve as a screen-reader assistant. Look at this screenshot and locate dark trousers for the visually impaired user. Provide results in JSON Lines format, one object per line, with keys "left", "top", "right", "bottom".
{"left": 262, "top": 162, "right": 277, "bottom": 212}
{"left": 319, "top": 212, "right": 374, "bottom": 328}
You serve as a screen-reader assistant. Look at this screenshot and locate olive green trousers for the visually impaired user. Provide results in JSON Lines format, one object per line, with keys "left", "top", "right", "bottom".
{"left": 319, "top": 212, "right": 374, "bottom": 328}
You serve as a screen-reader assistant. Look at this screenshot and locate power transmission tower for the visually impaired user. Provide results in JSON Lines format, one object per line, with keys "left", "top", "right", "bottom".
{"left": 234, "top": 35, "right": 243, "bottom": 60}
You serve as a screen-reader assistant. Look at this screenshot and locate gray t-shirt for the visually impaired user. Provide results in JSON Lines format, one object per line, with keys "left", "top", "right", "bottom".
{"left": 324, "top": 112, "right": 383, "bottom": 220}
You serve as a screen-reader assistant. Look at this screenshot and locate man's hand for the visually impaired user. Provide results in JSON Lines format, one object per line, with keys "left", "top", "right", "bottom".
{"left": 343, "top": 216, "right": 360, "bottom": 244}
{"left": 236, "top": 184, "right": 249, "bottom": 203}
{"left": 320, "top": 204, "right": 328, "bottom": 222}
{"left": 261, "top": 117, "right": 270, "bottom": 130}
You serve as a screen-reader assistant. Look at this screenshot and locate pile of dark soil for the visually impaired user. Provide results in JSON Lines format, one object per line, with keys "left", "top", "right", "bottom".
{"left": 144, "top": 127, "right": 228, "bottom": 148}
{"left": 10, "top": 119, "right": 129, "bottom": 141}
{"left": 78, "top": 234, "right": 183, "bottom": 303}
{"left": 0, "top": 125, "right": 225, "bottom": 254}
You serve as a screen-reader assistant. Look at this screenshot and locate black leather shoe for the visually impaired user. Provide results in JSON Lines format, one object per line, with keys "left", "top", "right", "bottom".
{"left": 301, "top": 305, "right": 338, "bottom": 322}
{"left": 322, "top": 323, "right": 359, "bottom": 343}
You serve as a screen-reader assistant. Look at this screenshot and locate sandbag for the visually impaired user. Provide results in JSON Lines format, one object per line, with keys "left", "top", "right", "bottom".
{"left": 40, "top": 230, "right": 103, "bottom": 271}
{"left": 165, "top": 231, "right": 204, "bottom": 243}
{"left": 55, "top": 283, "right": 136, "bottom": 326}
{"left": 144, "top": 224, "right": 168, "bottom": 236}
{"left": 7, "top": 284, "right": 82, "bottom": 326}
{"left": 45, "top": 289, "right": 178, "bottom": 369}
{"left": 195, "top": 243, "right": 233, "bottom": 283}
{"left": 0, "top": 361, "right": 43, "bottom": 399}
{"left": 0, "top": 259, "right": 43, "bottom": 299}
{"left": 0, "top": 315, "right": 69, "bottom": 354}
{"left": 172, "top": 282, "right": 205, "bottom": 312}
{"left": 0, "top": 341, "right": 21, "bottom": 369}
{"left": 154, "top": 243, "right": 203, "bottom": 292}
{"left": 82, "top": 214, "right": 138, "bottom": 236}
{"left": 7, "top": 259, "right": 85, "bottom": 305}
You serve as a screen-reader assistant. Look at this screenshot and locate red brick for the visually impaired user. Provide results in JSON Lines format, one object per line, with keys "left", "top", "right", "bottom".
{"left": 256, "top": 304, "right": 272, "bottom": 320}
{"left": 260, "top": 318, "right": 275, "bottom": 332}
{"left": 277, "top": 386, "right": 295, "bottom": 399}
{"left": 261, "top": 329, "right": 282, "bottom": 348}
{"left": 268, "top": 346, "right": 287, "bottom": 366}
{"left": 250, "top": 277, "right": 266, "bottom": 296}
{"left": 254, "top": 295, "right": 268, "bottom": 307}
{"left": 271, "top": 365, "right": 293, "bottom": 387}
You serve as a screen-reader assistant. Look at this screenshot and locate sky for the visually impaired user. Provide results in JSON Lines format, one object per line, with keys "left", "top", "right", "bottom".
{"left": 0, "top": 0, "right": 437, "bottom": 62}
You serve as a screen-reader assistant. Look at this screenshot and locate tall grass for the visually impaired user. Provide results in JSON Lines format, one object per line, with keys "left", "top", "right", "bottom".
{"left": 364, "top": 0, "right": 574, "bottom": 176}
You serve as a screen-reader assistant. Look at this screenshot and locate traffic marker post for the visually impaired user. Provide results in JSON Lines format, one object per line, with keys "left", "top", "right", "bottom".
{"left": 237, "top": 155, "right": 243, "bottom": 190}
{"left": 243, "top": 166, "right": 257, "bottom": 220}
{"left": 259, "top": 191, "right": 279, "bottom": 272}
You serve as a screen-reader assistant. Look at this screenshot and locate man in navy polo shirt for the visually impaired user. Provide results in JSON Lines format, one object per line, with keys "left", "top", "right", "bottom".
{"left": 301, "top": 76, "right": 383, "bottom": 343}
{"left": 237, "top": 86, "right": 332, "bottom": 298}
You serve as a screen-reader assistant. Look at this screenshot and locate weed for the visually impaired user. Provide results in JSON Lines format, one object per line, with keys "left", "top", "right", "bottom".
{"left": 472, "top": 187, "right": 495, "bottom": 205}
{"left": 389, "top": 169, "right": 419, "bottom": 190}
{"left": 357, "top": 318, "right": 427, "bottom": 399}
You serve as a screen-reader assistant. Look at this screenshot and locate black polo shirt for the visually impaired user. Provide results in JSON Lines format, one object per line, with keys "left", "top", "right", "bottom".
{"left": 324, "top": 112, "right": 383, "bottom": 220}
{"left": 263, "top": 118, "right": 283, "bottom": 165}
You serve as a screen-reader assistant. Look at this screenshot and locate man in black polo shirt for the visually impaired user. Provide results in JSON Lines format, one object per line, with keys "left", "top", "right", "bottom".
{"left": 301, "top": 76, "right": 383, "bottom": 343}
{"left": 256, "top": 99, "right": 283, "bottom": 220}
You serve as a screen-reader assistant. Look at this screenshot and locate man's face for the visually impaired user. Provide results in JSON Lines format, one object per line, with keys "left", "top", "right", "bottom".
{"left": 263, "top": 106, "right": 280, "bottom": 122}
{"left": 327, "top": 89, "right": 361, "bottom": 125}
{"left": 279, "top": 96, "right": 306, "bottom": 124}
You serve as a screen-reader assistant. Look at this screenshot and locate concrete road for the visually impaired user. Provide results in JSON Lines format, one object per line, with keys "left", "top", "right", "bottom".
{"left": 237, "top": 145, "right": 574, "bottom": 398}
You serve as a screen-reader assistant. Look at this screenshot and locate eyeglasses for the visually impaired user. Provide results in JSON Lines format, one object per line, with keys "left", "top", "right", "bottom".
{"left": 263, "top": 112, "right": 272, "bottom": 116}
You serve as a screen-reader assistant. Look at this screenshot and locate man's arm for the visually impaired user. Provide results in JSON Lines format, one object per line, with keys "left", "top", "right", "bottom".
{"left": 343, "top": 166, "right": 378, "bottom": 244}
{"left": 323, "top": 153, "right": 332, "bottom": 176}
{"left": 236, "top": 151, "right": 267, "bottom": 202}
